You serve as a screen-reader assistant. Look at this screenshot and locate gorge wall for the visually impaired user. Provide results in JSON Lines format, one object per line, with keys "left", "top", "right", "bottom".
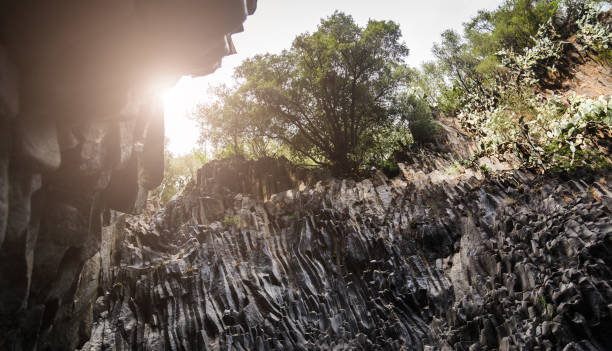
{"left": 2, "top": 2, "right": 611, "bottom": 350}
{"left": 84, "top": 156, "right": 612, "bottom": 350}
{"left": 0, "top": 1, "right": 256, "bottom": 349}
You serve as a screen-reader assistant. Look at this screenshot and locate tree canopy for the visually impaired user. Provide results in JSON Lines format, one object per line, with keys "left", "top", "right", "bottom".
{"left": 465, "top": 0, "right": 559, "bottom": 58}
{"left": 196, "top": 12, "right": 423, "bottom": 174}
{"left": 181, "top": 0, "right": 611, "bottom": 188}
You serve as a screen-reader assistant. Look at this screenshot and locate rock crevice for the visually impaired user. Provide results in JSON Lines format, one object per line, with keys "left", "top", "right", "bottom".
{"left": 86, "top": 157, "right": 612, "bottom": 350}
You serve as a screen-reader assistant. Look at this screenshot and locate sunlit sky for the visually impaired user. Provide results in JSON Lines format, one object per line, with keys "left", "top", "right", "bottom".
{"left": 163, "top": 0, "right": 505, "bottom": 156}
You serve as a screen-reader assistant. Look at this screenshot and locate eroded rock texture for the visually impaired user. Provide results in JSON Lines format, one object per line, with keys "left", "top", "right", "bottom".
{"left": 0, "top": 2, "right": 256, "bottom": 349}
{"left": 87, "top": 157, "right": 612, "bottom": 350}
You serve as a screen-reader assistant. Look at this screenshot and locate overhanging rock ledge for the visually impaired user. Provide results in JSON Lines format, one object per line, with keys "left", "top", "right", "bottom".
{"left": 0, "top": 1, "right": 257, "bottom": 349}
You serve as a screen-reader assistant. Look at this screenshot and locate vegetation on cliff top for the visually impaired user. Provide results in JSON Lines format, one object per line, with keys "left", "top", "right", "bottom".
{"left": 450, "top": 1, "right": 612, "bottom": 172}
{"left": 154, "top": 0, "right": 611, "bottom": 203}
{"left": 196, "top": 12, "right": 418, "bottom": 175}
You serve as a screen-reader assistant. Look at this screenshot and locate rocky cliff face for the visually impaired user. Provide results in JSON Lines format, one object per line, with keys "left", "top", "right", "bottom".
{"left": 2, "top": 3, "right": 610, "bottom": 350}
{"left": 0, "top": 2, "right": 256, "bottom": 349}
{"left": 85, "top": 157, "right": 612, "bottom": 350}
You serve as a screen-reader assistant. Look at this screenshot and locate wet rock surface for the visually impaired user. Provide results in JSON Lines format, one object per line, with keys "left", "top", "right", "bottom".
{"left": 85, "top": 157, "right": 612, "bottom": 350}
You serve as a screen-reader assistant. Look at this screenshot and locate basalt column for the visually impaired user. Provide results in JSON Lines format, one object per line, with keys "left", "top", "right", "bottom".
{"left": 0, "top": 1, "right": 257, "bottom": 349}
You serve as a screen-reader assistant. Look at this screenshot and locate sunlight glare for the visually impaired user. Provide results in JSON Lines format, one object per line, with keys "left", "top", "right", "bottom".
{"left": 162, "top": 76, "right": 205, "bottom": 156}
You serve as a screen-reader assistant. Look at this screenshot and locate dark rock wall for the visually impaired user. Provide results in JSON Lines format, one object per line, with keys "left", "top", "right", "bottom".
{"left": 0, "top": 1, "right": 257, "bottom": 349}
{"left": 87, "top": 157, "right": 612, "bottom": 350}
{"left": 2, "top": 3, "right": 610, "bottom": 350}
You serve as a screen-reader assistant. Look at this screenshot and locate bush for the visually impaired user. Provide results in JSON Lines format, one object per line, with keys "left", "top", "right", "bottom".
{"left": 457, "top": 2, "right": 612, "bottom": 173}
{"left": 399, "top": 94, "right": 440, "bottom": 145}
{"left": 576, "top": 1, "right": 612, "bottom": 52}
{"left": 378, "top": 159, "right": 401, "bottom": 178}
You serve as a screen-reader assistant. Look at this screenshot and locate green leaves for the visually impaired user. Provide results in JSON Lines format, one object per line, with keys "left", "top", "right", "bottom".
{"left": 196, "top": 11, "right": 411, "bottom": 174}
{"left": 464, "top": 90, "right": 612, "bottom": 172}
{"left": 441, "top": 0, "right": 612, "bottom": 173}
{"left": 464, "top": 0, "right": 559, "bottom": 56}
{"left": 395, "top": 94, "right": 439, "bottom": 145}
{"left": 576, "top": 1, "right": 612, "bottom": 51}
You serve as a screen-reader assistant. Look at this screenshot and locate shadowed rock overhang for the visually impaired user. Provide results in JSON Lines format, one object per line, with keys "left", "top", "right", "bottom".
{"left": 0, "top": 1, "right": 256, "bottom": 349}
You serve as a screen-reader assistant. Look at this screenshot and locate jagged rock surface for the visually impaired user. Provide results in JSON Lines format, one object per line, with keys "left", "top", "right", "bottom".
{"left": 0, "top": 2, "right": 257, "bottom": 349}
{"left": 86, "top": 157, "right": 612, "bottom": 350}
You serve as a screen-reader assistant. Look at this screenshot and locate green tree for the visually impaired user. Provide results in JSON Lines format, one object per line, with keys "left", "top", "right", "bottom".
{"left": 426, "top": 0, "right": 563, "bottom": 116}
{"left": 465, "top": 0, "right": 558, "bottom": 58}
{"left": 196, "top": 86, "right": 291, "bottom": 160}
{"left": 199, "top": 12, "right": 411, "bottom": 174}
{"left": 432, "top": 29, "right": 484, "bottom": 95}
{"left": 197, "top": 85, "right": 260, "bottom": 158}
{"left": 395, "top": 94, "right": 439, "bottom": 145}
{"left": 410, "top": 61, "right": 446, "bottom": 107}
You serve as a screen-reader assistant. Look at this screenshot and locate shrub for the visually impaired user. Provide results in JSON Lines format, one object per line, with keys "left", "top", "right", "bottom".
{"left": 457, "top": 2, "right": 612, "bottom": 173}
{"left": 399, "top": 94, "right": 440, "bottom": 145}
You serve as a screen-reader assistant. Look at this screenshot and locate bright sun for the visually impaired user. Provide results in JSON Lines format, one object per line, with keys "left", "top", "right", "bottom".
{"left": 158, "top": 59, "right": 236, "bottom": 156}
{"left": 161, "top": 76, "right": 204, "bottom": 156}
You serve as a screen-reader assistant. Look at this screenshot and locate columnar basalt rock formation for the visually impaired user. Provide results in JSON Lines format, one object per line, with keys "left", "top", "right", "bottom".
{"left": 2, "top": 3, "right": 612, "bottom": 350}
{"left": 0, "top": 1, "right": 256, "bottom": 349}
{"left": 86, "top": 157, "right": 612, "bottom": 350}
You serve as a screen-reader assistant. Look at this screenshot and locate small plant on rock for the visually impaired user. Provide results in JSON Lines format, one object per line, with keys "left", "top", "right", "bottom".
{"left": 222, "top": 215, "right": 241, "bottom": 227}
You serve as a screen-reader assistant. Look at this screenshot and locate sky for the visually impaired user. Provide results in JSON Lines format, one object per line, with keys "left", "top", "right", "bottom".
{"left": 163, "top": 0, "right": 506, "bottom": 155}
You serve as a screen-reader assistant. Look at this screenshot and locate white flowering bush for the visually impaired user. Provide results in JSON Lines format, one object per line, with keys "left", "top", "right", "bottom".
{"left": 497, "top": 20, "right": 564, "bottom": 87}
{"left": 576, "top": 2, "right": 612, "bottom": 51}
{"left": 522, "top": 94, "right": 611, "bottom": 170}
{"left": 458, "top": 2, "right": 612, "bottom": 172}
{"left": 458, "top": 20, "right": 564, "bottom": 135}
{"left": 543, "top": 95, "right": 612, "bottom": 170}
{"left": 465, "top": 93, "right": 612, "bottom": 171}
